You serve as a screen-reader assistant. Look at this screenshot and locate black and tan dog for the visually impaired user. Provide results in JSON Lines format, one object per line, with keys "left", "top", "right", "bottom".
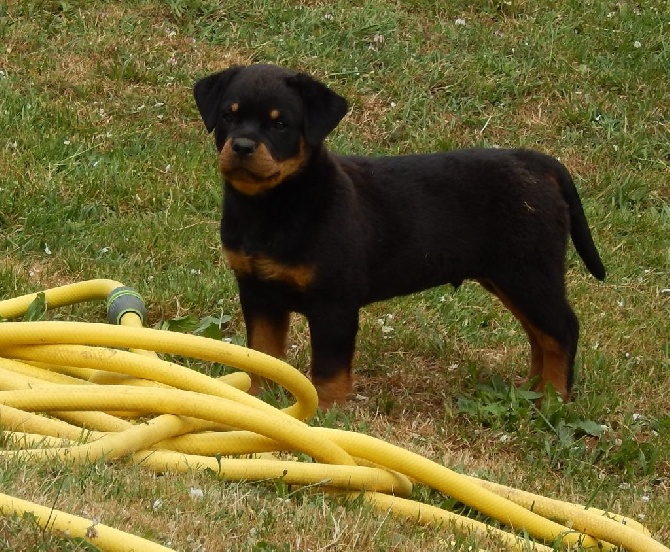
{"left": 193, "top": 64, "right": 605, "bottom": 409}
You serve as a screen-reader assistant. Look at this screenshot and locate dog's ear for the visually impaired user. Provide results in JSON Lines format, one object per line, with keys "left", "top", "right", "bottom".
{"left": 193, "top": 66, "right": 243, "bottom": 133}
{"left": 287, "top": 73, "right": 348, "bottom": 147}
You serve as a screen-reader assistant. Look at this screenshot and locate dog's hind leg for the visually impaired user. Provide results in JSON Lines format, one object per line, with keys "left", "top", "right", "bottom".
{"left": 478, "top": 279, "right": 543, "bottom": 385}
{"left": 478, "top": 277, "right": 579, "bottom": 402}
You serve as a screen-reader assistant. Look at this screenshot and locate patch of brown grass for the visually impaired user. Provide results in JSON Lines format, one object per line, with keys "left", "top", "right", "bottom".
{"left": 1, "top": 458, "right": 467, "bottom": 552}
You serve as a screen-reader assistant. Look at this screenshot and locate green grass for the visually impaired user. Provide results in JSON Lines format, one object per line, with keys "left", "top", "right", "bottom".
{"left": 1, "top": 0, "right": 669, "bottom": 550}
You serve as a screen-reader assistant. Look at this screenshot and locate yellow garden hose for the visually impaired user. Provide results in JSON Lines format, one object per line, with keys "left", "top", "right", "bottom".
{"left": 0, "top": 492, "right": 171, "bottom": 552}
{"left": 0, "top": 280, "right": 666, "bottom": 552}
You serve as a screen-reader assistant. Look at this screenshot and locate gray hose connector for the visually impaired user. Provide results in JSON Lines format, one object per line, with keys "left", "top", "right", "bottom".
{"left": 106, "top": 287, "right": 147, "bottom": 325}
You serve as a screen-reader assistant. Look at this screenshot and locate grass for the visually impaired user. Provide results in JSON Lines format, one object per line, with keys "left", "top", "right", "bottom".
{"left": 0, "top": 0, "right": 669, "bottom": 549}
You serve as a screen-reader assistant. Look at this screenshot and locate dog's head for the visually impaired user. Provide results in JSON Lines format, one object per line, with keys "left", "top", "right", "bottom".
{"left": 194, "top": 64, "right": 348, "bottom": 196}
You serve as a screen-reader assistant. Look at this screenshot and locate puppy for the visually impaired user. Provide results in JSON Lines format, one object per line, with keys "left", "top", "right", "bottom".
{"left": 193, "top": 64, "right": 605, "bottom": 409}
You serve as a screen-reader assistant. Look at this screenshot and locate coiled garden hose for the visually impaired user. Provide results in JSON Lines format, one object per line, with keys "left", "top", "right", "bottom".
{"left": 0, "top": 279, "right": 666, "bottom": 552}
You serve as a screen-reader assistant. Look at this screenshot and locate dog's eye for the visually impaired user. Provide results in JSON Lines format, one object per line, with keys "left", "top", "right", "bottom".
{"left": 221, "top": 111, "right": 234, "bottom": 123}
{"left": 273, "top": 119, "right": 286, "bottom": 130}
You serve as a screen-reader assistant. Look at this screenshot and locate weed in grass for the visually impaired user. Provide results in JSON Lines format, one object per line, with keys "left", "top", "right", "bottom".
{"left": 21, "top": 291, "right": 48, "bottom": 321}
{"left": 456, "top": 376, "right": 668, "bottom": 482}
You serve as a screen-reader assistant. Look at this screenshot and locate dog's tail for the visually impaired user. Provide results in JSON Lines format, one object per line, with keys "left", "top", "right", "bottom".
{"left": 554, "top": 161, "right": 606, "bottom": 281}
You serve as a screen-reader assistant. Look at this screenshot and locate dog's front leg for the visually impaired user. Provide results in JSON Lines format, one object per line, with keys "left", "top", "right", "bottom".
{"left": 306, "top": 302, "right": 359, "bottom": 410}
{"left": 238, "top": 283, "right": 291, "bottom": 395}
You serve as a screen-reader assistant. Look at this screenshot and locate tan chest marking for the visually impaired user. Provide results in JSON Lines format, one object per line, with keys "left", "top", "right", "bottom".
{"left": 224, "top": 249, "right": 315, "bottom": 289}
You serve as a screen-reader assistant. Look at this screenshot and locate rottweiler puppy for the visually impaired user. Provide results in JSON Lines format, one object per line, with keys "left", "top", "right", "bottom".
{"left": 193, "top": 64, "right": 605, "bottom": 409}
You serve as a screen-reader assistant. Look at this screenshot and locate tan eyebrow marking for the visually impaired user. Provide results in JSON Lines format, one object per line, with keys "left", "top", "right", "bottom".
{"left": 231, "top": 103, "right": 239, "bottom": 113}
{"left": 269, "top": 109, "right": 281, "bottom": 120}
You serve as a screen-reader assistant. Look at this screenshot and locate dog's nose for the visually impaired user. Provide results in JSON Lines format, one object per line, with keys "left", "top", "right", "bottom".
{"left": 231, "top": 137, "right": 257, "bottom": 156}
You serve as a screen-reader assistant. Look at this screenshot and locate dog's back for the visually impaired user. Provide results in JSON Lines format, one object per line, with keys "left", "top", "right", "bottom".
{"left": 336, "top": 148, "right": 603, "bottom": 304}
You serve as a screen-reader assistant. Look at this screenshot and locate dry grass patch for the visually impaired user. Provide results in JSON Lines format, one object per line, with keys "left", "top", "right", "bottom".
{"left": 0, "top": 457, "right": 473, "bottom": 552}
